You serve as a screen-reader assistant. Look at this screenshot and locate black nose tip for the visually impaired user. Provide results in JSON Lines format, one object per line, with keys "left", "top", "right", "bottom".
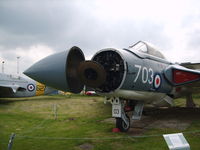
{"left": 78, "top": 61, "right": 106, "bottom": 88}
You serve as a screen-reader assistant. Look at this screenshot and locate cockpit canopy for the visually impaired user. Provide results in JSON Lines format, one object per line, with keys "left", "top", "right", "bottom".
{"left": 129, "top": 41, "right": 166, "bottom": 60}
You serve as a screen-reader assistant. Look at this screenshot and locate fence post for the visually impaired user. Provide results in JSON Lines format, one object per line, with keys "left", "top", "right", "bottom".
{"left": 53, "top": 104, "right": 57, "bottom": 120}
{"left": 7, "top": 133, "right": 15, "bottom": 150}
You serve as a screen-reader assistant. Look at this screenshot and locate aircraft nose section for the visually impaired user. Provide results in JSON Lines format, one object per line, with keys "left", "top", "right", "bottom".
{"left": 24, "top": 51, "right": 69, "bottom": 91}
{"left": 23, "top": 66, "right": 37, "bottom": 80}
{"left": 23, "top": 59, "right": 50, "bottom": 84}
{"left": 24, "top": 46, "right": 85, "bottom": 93}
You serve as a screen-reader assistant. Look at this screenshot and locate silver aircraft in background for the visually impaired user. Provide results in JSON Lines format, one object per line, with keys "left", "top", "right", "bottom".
{"left": 0, "top": 73, "right": 57, "bottom": 98}
{"left": 24, "top": 41, "right": 200, "bottom": 132}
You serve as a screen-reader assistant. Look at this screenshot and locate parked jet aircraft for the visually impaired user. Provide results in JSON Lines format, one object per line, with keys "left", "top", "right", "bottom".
{"left": 0, "top": 73, "right": 57, "bottom": 98}
{"left": 24, "top": 41, "right": 200, "bottom": 132}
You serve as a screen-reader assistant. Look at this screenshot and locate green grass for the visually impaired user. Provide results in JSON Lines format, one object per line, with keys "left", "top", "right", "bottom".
{"left": 0, "top": 95, "right": 200, "bottom": 150}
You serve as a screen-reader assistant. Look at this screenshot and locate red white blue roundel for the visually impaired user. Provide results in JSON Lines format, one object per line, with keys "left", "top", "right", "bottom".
{"left": 154, "top": 74, "right": 161, "bottom": 89}
{"left": 27, "top": 84, "right": 35, "bottom": 92}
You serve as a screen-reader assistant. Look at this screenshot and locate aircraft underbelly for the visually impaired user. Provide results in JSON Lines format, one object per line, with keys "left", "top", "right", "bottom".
{"left": 100, "top": 90, "right": 173, "bottom": 107}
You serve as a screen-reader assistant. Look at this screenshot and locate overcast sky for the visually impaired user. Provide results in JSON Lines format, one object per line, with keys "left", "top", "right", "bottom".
{"left": 0, "top": 0, "right": 200, "bottom": 75}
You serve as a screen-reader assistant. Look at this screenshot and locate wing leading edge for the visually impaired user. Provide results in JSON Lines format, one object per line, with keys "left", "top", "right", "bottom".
{"left": 164, "top": 64, "right": 200, "bottom": 98}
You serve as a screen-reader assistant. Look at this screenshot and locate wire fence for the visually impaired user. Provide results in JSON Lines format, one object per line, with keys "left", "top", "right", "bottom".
{"left": 12, "top": 130, "right": 200, "bottom": 141}
{"left": 1, "top": 102, "right": 200, "bottom": 150}
{"left": 3, "top": 130, "right": 200, "bottom": 150}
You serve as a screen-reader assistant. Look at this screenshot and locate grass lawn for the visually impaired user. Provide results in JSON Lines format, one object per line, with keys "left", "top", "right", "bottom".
{"left": 0, "top": 95, "right": 200, "bottom": 150}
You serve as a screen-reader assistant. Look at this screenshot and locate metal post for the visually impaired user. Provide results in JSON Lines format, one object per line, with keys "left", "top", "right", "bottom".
{"left": 53, "top": 104, "right": 57, "bottom": 120}
{"left": 2, "top": 61, "right": 4, "bottom": 73}
{"left": 7, "top": 133, "right": 15, "bottom": 150}
{"left": 17, "top": 56, "right": 20, "bottom": 74}
{"left": 186, "top": 94, "right": 196, "bottom": 108}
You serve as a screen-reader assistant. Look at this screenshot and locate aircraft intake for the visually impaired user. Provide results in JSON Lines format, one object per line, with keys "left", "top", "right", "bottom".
{"left": 79, "top": 50, "right": 126, "bottom": 93}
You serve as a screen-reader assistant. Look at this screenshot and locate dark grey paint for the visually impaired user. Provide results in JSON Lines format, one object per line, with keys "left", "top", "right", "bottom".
{"left": 24, "top": 46, "right": 85, "bottom": 93}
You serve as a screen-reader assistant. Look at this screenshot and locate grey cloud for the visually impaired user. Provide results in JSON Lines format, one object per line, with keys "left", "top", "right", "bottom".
{"left": 2, "top": 0, "right": 196, "bottom": 74}
{"left": 0, "top": 0, "right": 171, "bottom": 54}
{"left": 0, "top": 1, "right": 77, "bottom": 49}
{"left": 57, "top": 19, "right": 171, "bottom": 58}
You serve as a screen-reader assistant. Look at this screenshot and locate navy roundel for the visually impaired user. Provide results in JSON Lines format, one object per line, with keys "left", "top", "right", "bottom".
{"left": 154, "top": 74, "right": 162, "bottom": 89}
{"left": 27, "top": 84, "right": 35, "bottom": 92}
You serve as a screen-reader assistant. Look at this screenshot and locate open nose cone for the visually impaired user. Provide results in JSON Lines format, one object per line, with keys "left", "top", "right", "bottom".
{"left": 23, "top": 56, "right": 55, "bottom": 84}
{"left": 23, "top": 65, "right": 44, "bottom": 82}
{"left": 24, "top": 47, "right": 86, "bottom": 93}
{"left": 23, "top": 51, "right": 71, "bottom": 92}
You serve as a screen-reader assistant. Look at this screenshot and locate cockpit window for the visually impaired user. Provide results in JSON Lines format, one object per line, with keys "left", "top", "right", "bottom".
{"left": 129, "top": 42, "right": 147, "bottom": 53}
{"left": 129, "top": 41, "right": 166, "bottom": 60}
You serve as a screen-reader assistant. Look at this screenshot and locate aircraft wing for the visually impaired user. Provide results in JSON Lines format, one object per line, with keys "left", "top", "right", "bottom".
{"left": 180, "top": 62, "right": 200, "bottom": 70}
{"left": 164, "top": 64, "right": 200, "bottom": 97}
{"left": 178, "top": 62, "right": 200, "bottom": 95}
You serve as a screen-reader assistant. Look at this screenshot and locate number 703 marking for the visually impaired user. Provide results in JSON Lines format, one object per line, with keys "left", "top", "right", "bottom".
{"left": 134, "top": 65, "right": 154, "bottom": 84}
